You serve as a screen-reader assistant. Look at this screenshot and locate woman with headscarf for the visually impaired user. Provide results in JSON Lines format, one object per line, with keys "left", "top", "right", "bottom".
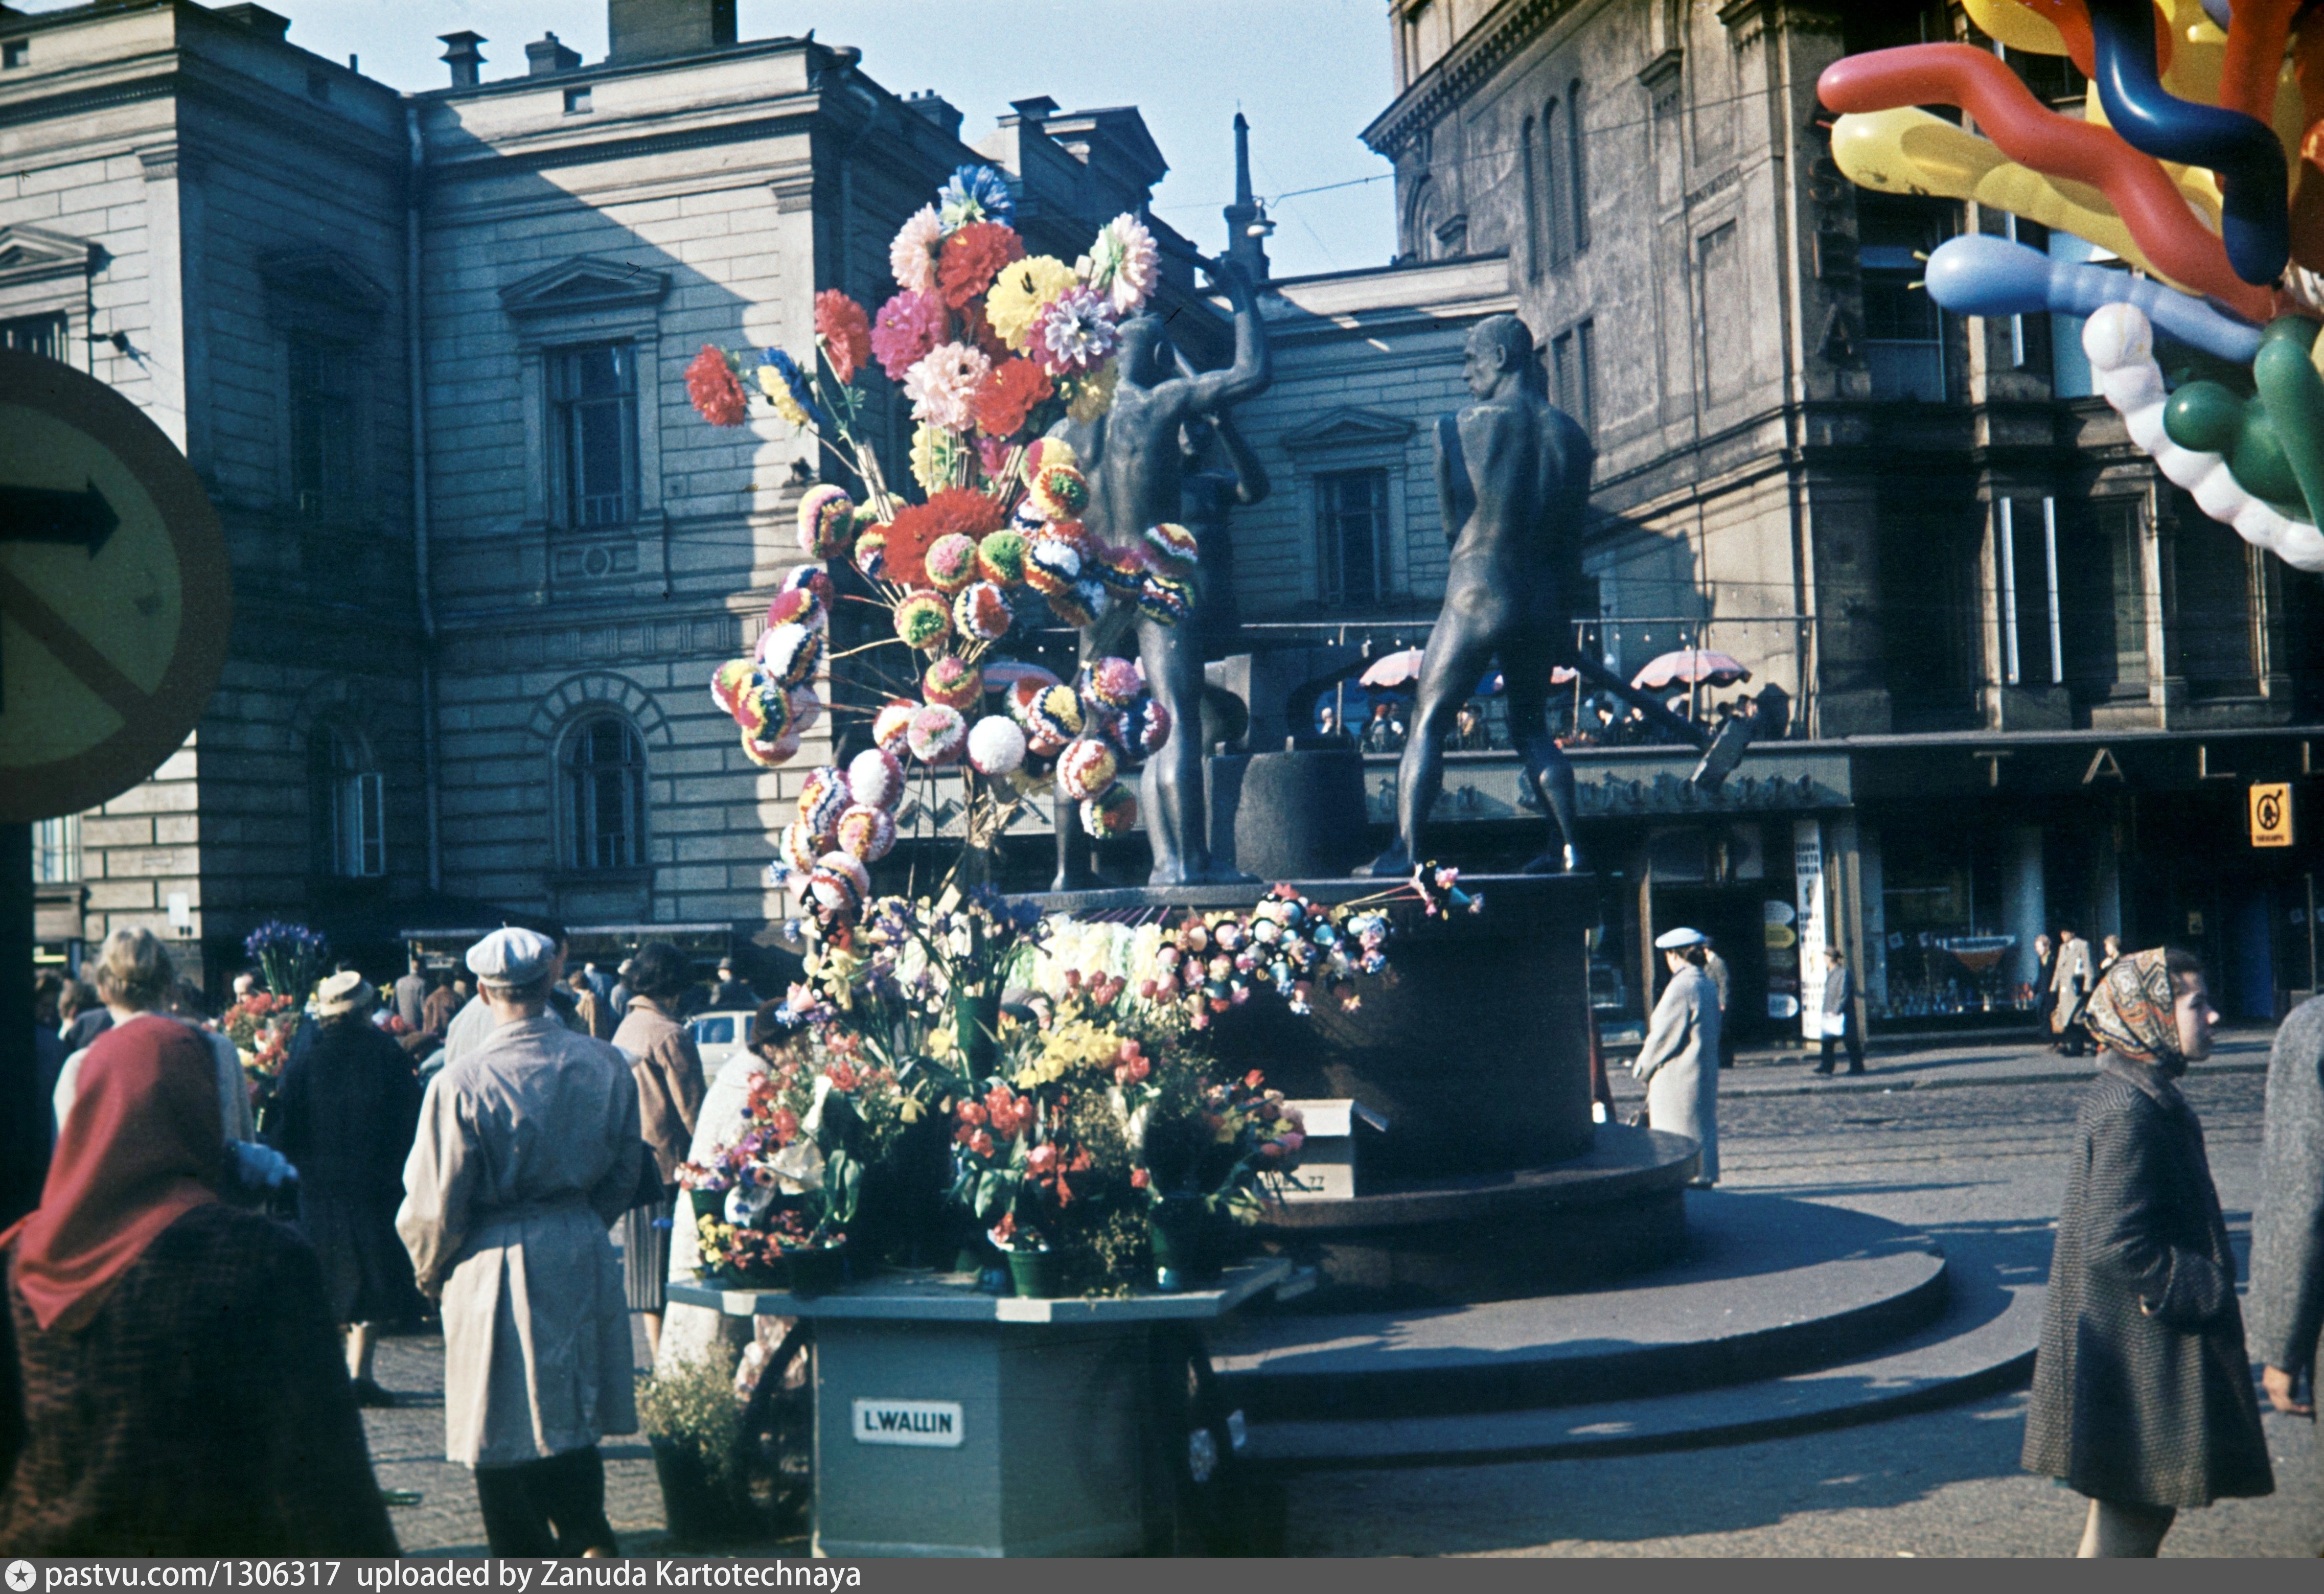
{"left": 269, "top": 970, "right": 425, "bottom": 1407}
{"left": 0, "top": 1010, "right": 397, "bottom": 1554}
{"left": 1631, "top": 927, "right": 1722, "bottom": 1186}
{"left": 610, "top": 942, "right": 706, "bottom": 1361}
{"left": 2021, "top": 948, "right": 2273, "bottom": 1556}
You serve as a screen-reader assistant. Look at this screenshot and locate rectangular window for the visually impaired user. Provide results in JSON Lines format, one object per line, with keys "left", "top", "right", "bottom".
{"left": 32, "top": 815, "right": 78, "bottom": 884}
{"left": 1697, "top": 222, "right": 1745, "bottom": 404}
{"left": 1316, "top": 469, "right": 1389, "bottom": 608}
{"left": 1552, "top": 319, "right": 1595, "bottom": 436}
{"left": 334, "top": 771, "right": 385, "bottom": 878}
{"left": 1543, "top": 99, "right": 1572, "bottom": 267}
{"left": 2, "top": 312, "right": 66, "bottom": 360}
{"left": 2170, "top": 503, "right": 2260, "bottom": 697}
{"left": 548, "top": 342, "right": 639, "bottom": 528}
{"left": 564, "top": 85, "right": 592, "bottom": 114}
{"left": 1860, "top": 246, "right": 1945, "bottom": 400}
{"left": 3, "top": 40, "right": 27, "bottom": 70}
{"left": 290, "top": 338, "right": 356, "bottom": 519}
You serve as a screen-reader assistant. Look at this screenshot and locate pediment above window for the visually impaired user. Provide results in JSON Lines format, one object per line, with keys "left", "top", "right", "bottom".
{"left": 259, "top": 249, "right": 387, "bottom": 334}
{"left": 500, "top": 255, "right": 671, "bottom": 321}
{"left": 0, "top": 225, "right": 100, "bottom": 288}
{"left": 1283, "top": 405, "right": 1417, "bottom": 454}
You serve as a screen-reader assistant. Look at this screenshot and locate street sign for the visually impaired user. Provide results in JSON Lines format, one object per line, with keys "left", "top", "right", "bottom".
{"left": 2250, "top": 781, "right": 2294, "bottom": 848}
{"left": 0, "top": 350, "right": 229, "bottom": 823}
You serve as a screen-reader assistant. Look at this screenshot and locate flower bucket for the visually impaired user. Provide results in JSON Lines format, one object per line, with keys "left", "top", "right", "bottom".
{"left": 1150, "top": 1198, "right": 1219, "bottom": 1292}
{"left": 784, "top": 1244, "right": 846, "bottom": 1297}
{"left": 688, "top": 1189, "right": 728, "bottom": 1226}
{"left": 1004, "top": 1248, "right": 1060, "bottom": 1299}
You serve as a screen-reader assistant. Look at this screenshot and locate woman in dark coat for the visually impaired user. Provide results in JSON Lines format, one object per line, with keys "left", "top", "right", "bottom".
{"left": 269, "top": 971, "right": 424, "bottom": 1406}
{"left": 0, "top": 1012, "right": 397, "bottom": 1554}
{"left": 2021, "top": 947, "right": 2273, "bottom": 1555}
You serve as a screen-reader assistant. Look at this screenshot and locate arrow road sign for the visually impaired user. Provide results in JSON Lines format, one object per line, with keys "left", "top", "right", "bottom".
{"left": 0, "top": 480, "right": 118, "bottom": 556}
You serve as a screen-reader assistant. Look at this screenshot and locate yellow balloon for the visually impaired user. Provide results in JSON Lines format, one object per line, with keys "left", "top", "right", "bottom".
{"left": 1961, "top": 0, "right": 2067, "bottom": 57}
{"left": 1830, "top": 107, "right": 2188, "bottom": 288}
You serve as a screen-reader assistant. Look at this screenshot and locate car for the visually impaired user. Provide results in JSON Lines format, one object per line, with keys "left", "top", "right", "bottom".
{"left": 688, "top": 1009, "right": 758, "bottom": 1075}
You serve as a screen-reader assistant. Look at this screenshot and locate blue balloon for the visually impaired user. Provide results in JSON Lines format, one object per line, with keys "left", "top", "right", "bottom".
{"left": 1921, "top": 235, "right": 2263, "bottom": 362}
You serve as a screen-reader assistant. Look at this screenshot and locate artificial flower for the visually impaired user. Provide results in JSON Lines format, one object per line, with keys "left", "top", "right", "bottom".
{"left": 910, "top": 422, "right": 966, "bottom": 493}
{"left": 937, "top": 163, "right": 1015, "bottom": 233}
{"left": 972, "top": 357, "right": 1053, "bottom": 437}
{"left": 686, "top": 344, "right": 749, "bottom": 427}
{"left": 870, "top": 290, "right": 947, "bottom": 382}
{"left": 903, "top": 341, "right": 992, "bottom": 431}
{"left": 756, "top": 348, "right": 832, "bottom": 432}
{"left": 883, "top": 488, "right": 1006, "bottom": 589}
{"left": 889, "top": 204, "right": 943, "bottom": 295}
{"left": 814, "top": 289, "right": 872, "bottom": 385}
{"left": 1064, "top": 362, "right": 1120, "bottom": 424}
{"left": 984, "top": 256, "right": 1079, "bottom": 351}
{"left": 937, "top": 220, "right": 1026, "bottom": 310}
{"left": 1030, "top": 287, "right": 1118, "bottom": 376}
{"left": 1079, "top": 214, "right": 1161, "bottom": 316}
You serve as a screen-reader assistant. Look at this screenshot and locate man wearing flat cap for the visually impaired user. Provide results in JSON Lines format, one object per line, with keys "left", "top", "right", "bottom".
{"left": 1632, "top": 926, "right": 1722, "bottom": 1185}
{"left": 396, "top": 926, "right": 645, "bottom": 1556}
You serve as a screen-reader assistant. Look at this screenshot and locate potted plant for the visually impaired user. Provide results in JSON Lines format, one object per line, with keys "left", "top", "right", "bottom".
{"left": 1139, "top": 1069, "right": 1306, "bottom": 1292}
{"left": 635, "top": 1354, "right": 755, "bottom": 1546}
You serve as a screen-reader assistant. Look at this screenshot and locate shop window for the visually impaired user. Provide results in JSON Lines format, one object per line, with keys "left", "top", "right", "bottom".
{"left": 548, "top": 342, "right": 639, "bottom": 528}
{"left": 561, "top": 713, "right": 646, "bottom": 870}
{"left": 310, "top": 726, "right": 384, "bottom": 879}
{"left": 1316, "top": 469, "right": 1389, "bottom": 608}
{"left": 1876, "top": 828, "right": 2024, "bottom": 1019}
{"left": 32, "top": 815, "right": 78, "bottom": 884}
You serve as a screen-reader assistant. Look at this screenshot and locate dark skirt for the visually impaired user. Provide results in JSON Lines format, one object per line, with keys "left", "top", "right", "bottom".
{"left": 622, "top": 1187, "right": 677, "bottom": 1313}
{"left": 296, "top": 1188, "right": 423, "bottom": 1327}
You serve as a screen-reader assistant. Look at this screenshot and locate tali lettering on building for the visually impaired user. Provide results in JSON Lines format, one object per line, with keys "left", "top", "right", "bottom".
{"left": 851, "top": 1398, "right": 964, "bottom": 1448}
{"left": 2249, "top": 782, "right": 2295, "bottom": 849}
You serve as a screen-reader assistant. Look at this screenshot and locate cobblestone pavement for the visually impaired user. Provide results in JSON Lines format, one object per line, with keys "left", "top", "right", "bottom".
{"left": 369, "top": 1039, "right": 2321, "bottom": 1557}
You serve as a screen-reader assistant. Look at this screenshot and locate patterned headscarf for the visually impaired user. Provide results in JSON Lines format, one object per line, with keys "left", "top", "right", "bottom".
{"left": 2081, "top": 948, "right": 2183, "bottom": 1069}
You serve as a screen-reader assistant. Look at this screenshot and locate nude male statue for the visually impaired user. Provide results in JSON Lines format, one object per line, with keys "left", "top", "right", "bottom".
{"left": 1361, "top": 314, "right": 1593, "bottom": 876}
{"left": 1049, "top": 255, "right": 1271, "bottom": 889}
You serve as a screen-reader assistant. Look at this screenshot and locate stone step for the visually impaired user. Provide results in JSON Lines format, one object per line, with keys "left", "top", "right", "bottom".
{"left": 1214, "top": 1191, "right": 1950, "bottom": 1420}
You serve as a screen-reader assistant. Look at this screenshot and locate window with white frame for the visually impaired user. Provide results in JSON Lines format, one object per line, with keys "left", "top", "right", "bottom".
{"left": 548, "top": 342, "right": 640, "bottom": 528}
{"left": 561, "top": 714, "right": 646, "bottom": 870}
{"left": 1317, "top": 469, "right": 1391, "bottom": 608}
{"left": 310, "top": 726, "right": 384, "bottom": 878}
{"left": 32, "top": 815, "right": 78, "bottom": 884}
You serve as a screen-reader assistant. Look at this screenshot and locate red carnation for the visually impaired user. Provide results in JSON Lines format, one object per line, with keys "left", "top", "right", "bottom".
{"left": 883, "top": 487, "right": 1007, "bottom": 589}
{"left": 686, "top": 344, "right": 749, "bottom": 427}
{"left": 814, "top": 289, "right": 873, "bottom": 385}
{"left": 973, "top": 357, "right": 1053, "bottom": 438}
{"left": 937, "top": 221, "right": 1026, "bottom": 310}
{"left": 870, "top": 291, "right": 946, "bottom": 382}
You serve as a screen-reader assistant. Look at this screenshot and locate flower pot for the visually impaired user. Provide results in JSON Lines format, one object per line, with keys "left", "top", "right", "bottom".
{"left": 784, "top": 1244, "right": 846, "bottom": 1297}
{"left": 1004, "top": 1248, "right": 1061, "bottom": 1298}
{"left": 650, "top": 1438, "right": 747, "bottom": 1547}
{"left": 688, "top": 1189, "right": 728, "bottom": 1226}
{"left": 1150, "top": 1199, "right": 1220, "bottom": 1292}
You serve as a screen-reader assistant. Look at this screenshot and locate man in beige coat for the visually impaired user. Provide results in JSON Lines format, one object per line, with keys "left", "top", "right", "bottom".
{"left": 397, "top": 927, "right": 643, "bottom": 1557}
{"left": 1633, "top": 927, "right": 1722, "bottom": 1185}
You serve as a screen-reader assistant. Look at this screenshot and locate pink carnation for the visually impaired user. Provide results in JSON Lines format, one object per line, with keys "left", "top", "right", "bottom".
{"left": 889, "top": 205, "right": 943, "bottom": 297}
{"left": 904, "top": 341, "right": 992, "bottom": 432}
{"left": 871, "top": 290, "right": 947, "bottom": 383}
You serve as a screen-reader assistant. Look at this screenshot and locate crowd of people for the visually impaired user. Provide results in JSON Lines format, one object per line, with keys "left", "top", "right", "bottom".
{"left": 2, "top": 918, "right": 2320, "bottom": 1557}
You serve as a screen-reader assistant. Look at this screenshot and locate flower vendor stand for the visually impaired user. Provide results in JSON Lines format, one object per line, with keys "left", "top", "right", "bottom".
{"left": 666, "top": 1257, "right": 1291, "bottom": 1557}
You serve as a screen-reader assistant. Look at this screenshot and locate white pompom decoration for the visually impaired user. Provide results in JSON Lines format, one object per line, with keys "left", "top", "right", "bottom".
{"left": 847, "top": 747, "right": 905, "bottom": 812}
{"left": 966, "top": 715, "right": 1028, "bottom": 776}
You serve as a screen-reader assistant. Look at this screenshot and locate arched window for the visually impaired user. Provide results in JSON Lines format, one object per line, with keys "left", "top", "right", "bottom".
{"left": 1520, "top": 117, "right": 1541, "bottom": 282}
{"left": 561, "top": 714, "right": 646, "bottom": 870}
{"left": 1568, "top": 79, "right": 1590, "bottom": 255}
{"left": 1543, "top": 99, "right": 1571, "bottom": 267}
{"left": 310, "top": 725, "right": 383, "bottom": 879}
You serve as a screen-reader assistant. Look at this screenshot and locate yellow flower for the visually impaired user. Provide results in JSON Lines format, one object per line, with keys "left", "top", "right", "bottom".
{"left": 756, "top": 363, "right": 810, "bottom": 427}
{"left": 984, "top": 256, "right": 1079, "bottom": 352}
{"left": 1064, "top": 361, "right": 1119, "bottom": 423}
{"left": 909, "top": 422, "right": 961, "bottom": 492}
{"left": 928, "top": 1025, "right": 957, "bottom": 1059}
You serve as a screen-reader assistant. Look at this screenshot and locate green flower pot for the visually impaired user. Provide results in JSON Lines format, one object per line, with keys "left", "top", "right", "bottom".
{"left": 688, "top": 1189, "right": 727, "bottom": 1226}
{"left": 1150, "top": 1198, "right": 1219, "bottom": 1292}
{"left": 1004, "top": 1248, "right": 1061, "bottom": 1299}
{"left": 784, "top": 1244, "right": 846, "bottom": 1297}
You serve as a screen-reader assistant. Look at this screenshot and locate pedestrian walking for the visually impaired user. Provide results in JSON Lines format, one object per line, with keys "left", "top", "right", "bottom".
{"left": 2248, "top": 988, "right": 2324, "bottom": 1531}
{"left": 1703, "top": 938, "right": 1735, "bottom": 1070}
{"left": 567, "top": 968, "right": 608, "bottom": 1041}
{"left": 52, "top": 929, "right": 252, "bottom": 1145}
{"left": 1632, "top": 927, "right": 1721, "bottom": 1185}
{"left": 2033, "top": 932, "right": 2057, "bottom": 1030}
{"left": 397, "top": 927, "right": 643, "bottom": 1557}
{"left": 2021, "top": 948, "right": 2273, "bottom": 1555}
{"left": 583, "top": 961, "right": 614, "bottom": 1009}
{"left": 1814, "top": 948, "right": 1866, "bottom": 1076}
{"left": 422, "top": 974, "right": 464, "bottom": 1039}
{"left": 2052, "top": 927, "right": 2096, "bottom": 1056}
{"left": 393, "top": 954, "right": 429, "bottom": 1032}
{"left": 268, "top": 970, "right": 425, "bottom": 1408}
{"left": 57, "top": 979, "right": 109, "bottom": 1055}
{"left": 610, "top": 942, "right": 707, "bottom": 1362}
{"left": 607, "top": 959, "right": 636, "bottom": 1025}
{"left": 0, "top": 1014, "right": 397, "bottom": 1554}
{"left": 707, "top": 960, "right": 756, "bottom": 1011}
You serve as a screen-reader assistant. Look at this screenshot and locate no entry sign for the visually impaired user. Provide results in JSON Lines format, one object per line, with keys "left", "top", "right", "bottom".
{"left": 0, "top": 350, "right": 230, "bottom": 823}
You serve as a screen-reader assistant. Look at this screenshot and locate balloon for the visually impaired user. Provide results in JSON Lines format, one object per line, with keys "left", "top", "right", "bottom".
{"left": 1817, "top": 46, "right": 2275, "bottom": 321}
{"left": 1921, "top": 235, "right": 2262, "bottom": 360}
{"left": 2164, "top": 379, "right": 2307, "bottom": 509}
{"left": 2085, "top": 0, "right": 2289, "bottom": 283}
{"left": 2082, "top": 303, "right": 2324, "bottom": 569}
{"left": 2250, "top": 316, "right": 2324, "bottom": 527}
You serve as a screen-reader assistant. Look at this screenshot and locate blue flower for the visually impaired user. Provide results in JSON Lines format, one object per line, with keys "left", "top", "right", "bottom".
{"left": 937, "top": 164, "right": 1014, "bottom": 233}
{"left": 760, "top": 347, "right": 836, "bottom": 435}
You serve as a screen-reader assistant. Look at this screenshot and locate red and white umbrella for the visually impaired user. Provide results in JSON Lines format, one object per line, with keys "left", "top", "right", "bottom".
{"left": 1629, "top": 649, "right": 1751, "bottom": 692}
{"left": 1361, "top": 650, "right": 1577, "bottom": 696}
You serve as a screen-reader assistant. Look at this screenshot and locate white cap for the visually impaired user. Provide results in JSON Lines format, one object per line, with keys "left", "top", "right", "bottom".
{"left": 467, "top": 926, "right": 558, "bottom": 987}
{"left": 1654, "top": 926, "right": 1710, "bottom": 950}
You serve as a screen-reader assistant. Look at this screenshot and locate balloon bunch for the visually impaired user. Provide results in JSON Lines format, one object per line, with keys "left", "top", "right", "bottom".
{"left": 1819, "top": 2, "right": 2324, "bottom": 571}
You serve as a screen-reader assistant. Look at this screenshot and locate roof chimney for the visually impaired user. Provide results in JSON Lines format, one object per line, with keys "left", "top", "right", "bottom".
{"left": 526, "top": 32, "right": 581, "bottom": 76}
{"left": 607, "top": 0, "right": 737, "bottom": 65}
{"left": 439, "top": 31, "right": 486, "bottom": 88}
{"left": 1222, "top": 112, "right": 1272, "bottom": 282}
{"left": 904, "top": 90, "right": 963, "bottom": 142}
{"left": 215, "top": 5, "right": 291, "bottom": 40}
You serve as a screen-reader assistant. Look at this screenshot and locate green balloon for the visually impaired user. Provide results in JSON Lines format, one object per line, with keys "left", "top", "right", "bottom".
{"left": 2164, "top": 381, "right": 2307, "bottom": 511}
{"left": 2252, "top": 316, "right": 2324, "bottom": 530}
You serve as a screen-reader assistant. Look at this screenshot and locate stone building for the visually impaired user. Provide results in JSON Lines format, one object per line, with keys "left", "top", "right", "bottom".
{"left": 1359, "top": 0, "right": 2324, "bottom": 1035}
{"left": 1, "top": 0, "right": 1213, "bottom": 986}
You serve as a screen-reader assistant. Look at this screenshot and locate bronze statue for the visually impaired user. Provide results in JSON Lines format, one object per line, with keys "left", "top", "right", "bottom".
{"left": 1362, "top": 314, "right": 1593, "bottom": 876}
{"left": 1050, "top": 255, "right": 1271, "bottom": 889}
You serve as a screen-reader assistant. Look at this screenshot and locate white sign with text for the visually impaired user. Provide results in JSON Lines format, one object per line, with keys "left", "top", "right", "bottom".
{"left": 852, "top": 1398, "right": 965, "bottom": 1447}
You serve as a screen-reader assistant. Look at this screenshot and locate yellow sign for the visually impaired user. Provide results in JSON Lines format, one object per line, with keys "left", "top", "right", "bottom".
{"left": 2250, "top": 782, "right": 2294, "bottom": 848}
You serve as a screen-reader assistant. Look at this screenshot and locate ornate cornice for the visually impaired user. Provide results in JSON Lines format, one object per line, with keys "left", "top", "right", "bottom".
{"left": 1363, "top": 0, "right": 1581, "bottom": 159}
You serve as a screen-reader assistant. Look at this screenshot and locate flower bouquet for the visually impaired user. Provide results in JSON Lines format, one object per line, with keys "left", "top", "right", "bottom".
{"left": 223, "top": 920, "right": 329, "bottom": 1101}
{"left": 688, "top": 164, "right": 1182, "bottom": 920}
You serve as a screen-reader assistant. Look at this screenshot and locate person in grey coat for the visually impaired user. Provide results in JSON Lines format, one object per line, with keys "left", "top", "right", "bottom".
{"left": 1814, "top": 948, "right": 1865, "bottom": 1076}
{"left": 2248, "top": 991, "right": 2324, "bottom": 1496}
{"left": 1632, "top": 927, "right": 1721, "bottom": 1185}
{"left": 2020, "top": 948, "right": 2272, "bottom": 1556}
